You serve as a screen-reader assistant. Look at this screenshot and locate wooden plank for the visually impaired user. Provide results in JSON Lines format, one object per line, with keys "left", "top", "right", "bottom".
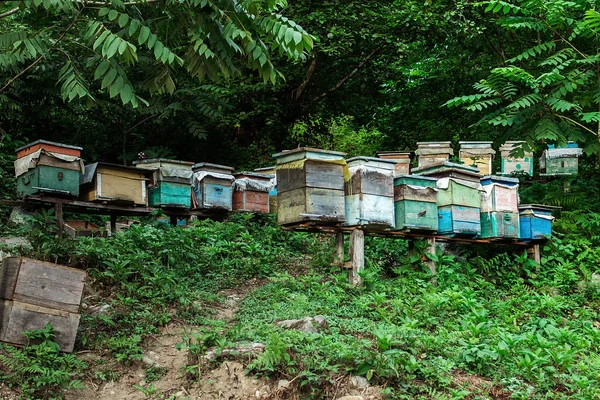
{"left": 55, "top": 202, "right": 64, "bottom": 237}
{"left": 424, "top": 237, "right": 437, "bottom": 277}
{"left": 305, "top": 162, "right": 344, "bottom": 190}
{"left": 12, "top": 258, "right": 85, "bottom": 314}
{"left": 0, "top": 300, "right": 80, "bottom": 353}
{"left": 333, "top": 232, "right": 344, "bottom": 267}
{"left": 0, "top": 258, "right": 21, "bottom": 300}
{"left": 276, "top": 167, "right": 307, "bottom": 192}
{"left": 95, "top": 172, "right": 147, "bottom": 205}
{"left": 349, "top": 229, "right": 364, "bottom": 286}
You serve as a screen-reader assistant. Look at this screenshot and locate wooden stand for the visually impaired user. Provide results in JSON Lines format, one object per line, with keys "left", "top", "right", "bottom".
{"left": 527, "top": 244, "right": 541, "bottom": 263}
{"left": 349, "top": 230, "right": 364, "bottom": 286}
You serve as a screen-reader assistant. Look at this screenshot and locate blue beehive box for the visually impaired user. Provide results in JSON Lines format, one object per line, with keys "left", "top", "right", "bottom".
{"left": 519, "top": 204, "right": 559, "bottom": 240}
{"left": 192, "top": 163, "right": 235, "bottom": 211}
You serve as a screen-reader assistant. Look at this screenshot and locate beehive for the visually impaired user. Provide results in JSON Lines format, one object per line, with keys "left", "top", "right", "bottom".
{"left": 192, "top": 163, "right": 235, "bottom": 211}
{"left": 233, "top": 171, "right": 272, "bottom": 213}
{"left": 80, "top": 163, "right": 152, "bottom": 206}
{"left": 519, "top": 204, "right": 559, "bottom": 240}
{"left": 393, "top": 175, "right": 438, "bottom": 231}
{"left": 344, "top": 157, "right": 396, "bottom": 228}
{"left": 15, "top": 141, "right": 83, "bottom": 198}
{"left": 540, "top": 143, "right": 583, "bottom": 176}
{"left": 273, "top": 148, "right": 347, "bottom": 226}
{"left": 480, "top": 176, "right": 520, "bottom": 239}
{"left": 415, "top": 142, "right": 453, "bottom": 169}
{"left": 459, "top": 141, "right": 495, "bottom": 175}
{"left": 377, "top": 151, "right": 412, "bottom": 176}
{"left": 133, "top": 158, "right": 194, "bottom": 208}
{"left": 254, "top": 166, "right": 277, "bottom": 212}
{"left": 499, "top": 141, "right": 533, "bottom": 176}
{"left": 414, "top": 162, "right": 483, "bottom": 236}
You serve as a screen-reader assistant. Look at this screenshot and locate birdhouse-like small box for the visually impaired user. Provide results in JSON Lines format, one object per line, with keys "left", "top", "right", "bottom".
{"left": 192, "top": 163, "right": 235, "bottom": 211}
{"left": 15, "top": 141, "right": 84, "bottom": 198}
{"left": 344, "top": 157, "right": 396, "bottom": 228}
{"left": 459, "top": 141, "right": 496, "bottom": 175}
{"left": 80, "top": 163, "right": 152, "bottom": 206}
{"left": 499, "top": 141, "right": 533, "bottom": 176}
{"left": 540, "top": 143, "right": 583, "bottom": 176}
{"left": 377, "top": 151, "right": 412, "bottom": 176}
{"left": 480, "top": 176, "right": 520, "bottom": 239}
{"left": 133, "top": 159, "right": 194, "bottom": 208}
{"left": 519, "top": 204, "right": 559, "bottom": 240}
{"left": 273, "top": 148, "right": 347, "bottom": 226}
{"left": 254, "top": 166, "right": 277, "bottom": 212}
{"left": 415, "top": 142, "right": 453, "bottom": 169}
{"left": 233, "top": 171, "right": 273, "bottom": 213}
{"left": 393, "top": 174, "right": 438, "bottom": 231}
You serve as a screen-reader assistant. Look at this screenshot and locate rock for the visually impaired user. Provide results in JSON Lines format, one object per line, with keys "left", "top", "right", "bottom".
{"left": 142, "top": 354, "right": 158, "bottom": 367}
{"left": 277, "top": 379, "right": 290, "bottom": 389}
{"left": 203, "top": 342, "right": 265, "bottom": 360}
{"left": 8, "top": 207, "right": 34, "bottom": 227}
{"left": 350, "top": 375, "right": 369, "bottom": 388}
{"left": 337, "top": 396, "right": 364, "bottom": 400}
{"left": 591, "top": 273, "right": 600, "bottom": 285}
{"left": 89, "top": 304, "right": 111, "bottom": 315}
{"left": 275, "top": 316, "right": 328, "bottom": 333}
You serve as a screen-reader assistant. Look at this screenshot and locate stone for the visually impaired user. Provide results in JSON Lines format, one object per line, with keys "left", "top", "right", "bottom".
{"left": 89, "top": 304, "right": 111, "bottom": 315}
{"left": 277, "top": 379, "right": 290, "bottom": 389}
{"left": 350, "top": 375, "right": 369, "bottom": 388}
{"left": 275, "top": 316, "right": 328, "bottom": 333}
{"left": 337, "top": 396, "right": 364, "bottom": 400}
{"left": 141, "top": 354, "right": 158, "bottom": 367}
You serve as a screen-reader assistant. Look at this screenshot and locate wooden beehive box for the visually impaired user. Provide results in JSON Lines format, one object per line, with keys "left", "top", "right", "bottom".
{"left": 393, "top": 175, "right": 438, "bottom": 231}
{"left": 344, "top": 157, "right": 396, "bottom": 228}
{"left": 233, "top": 171, "right": 272, "bottom": 213}
{"left": 254, "top": 166, "right": 277, "bottom": 212}
{"left": 64, "top": 220, "right": 104, "bottom": 237}
{"left": 0, "top": 257, "right": 86, "bottom": 353}
{"left": 519, "top": 204, "right": 559, "bottom": 240}
{"left": 499, "top": 141, "right": 533, "bottom": 176}
{"left": 15, "top": 141, "right": 83, "bottom": 198}
{"left": 414, "top": 162, "right": 482, "bottom": 237}
{"left": 377, "top": 151, "right": 413, "bottom": 176}
{"left": 80, "top": 163, "right": 152, "bottom": 206}
{"left": 415, "top": 142, "right": 454, "bottom": 169}
{"left": 480, "top": 176, "right": 520, "bottom": 239}
{"left": 540, "top": 143, "right": 583, "bottom": 176}
{"left": 192, "top": 163, "right": 235, "bottom": 211}
{"left": 459, "top": 141, "right": 496, "bottom": 175}
{"left": 273, "top": 148, "right": 347, "bottom": 226}
{"left": 133, "top": 158, "right": 194, "bottom": 208}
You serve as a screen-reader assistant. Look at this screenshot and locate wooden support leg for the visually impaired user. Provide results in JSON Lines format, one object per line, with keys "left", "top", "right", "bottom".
{"left": 169, "top": 215, "right": 178, "bottom": 226}
{"left": 527, "top": 244, "right": 541, "bottom": 263}
{"left": 349, "top": 229, "right": 364, "bottom": 286}
{"left": 424, "top": 237, "right": 437, "bottom": 276}
{"left": 110, "top": 214, "right": 117, "bottom": 237}
{"left": 332, "top": 232, "right": 344, "bottom": 267}
{"left": 54, "top": 203, "right": 64, "bottom": 237}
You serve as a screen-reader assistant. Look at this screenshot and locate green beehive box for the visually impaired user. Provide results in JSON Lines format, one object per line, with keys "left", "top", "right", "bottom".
{"left": 480, "top": 211, "right": 520, "bottom": 239}
{"left": 134, "top": 158, "right": 194, "bottom": 208}
{"left": 540, "top": 143, "right": 582, "bottom": 176}
{"left": 393, "top": 174, "right": 438, "bottom": 231}
{"left": 436, "top": 180, "right": 481, "bottom": 208}
{"left": 17, "top": 166, "right": 81, "bottom": 197}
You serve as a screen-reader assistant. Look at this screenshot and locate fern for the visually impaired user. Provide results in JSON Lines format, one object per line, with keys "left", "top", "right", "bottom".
{"left": 507, "top": 42, "right": 556, "bottom": 63}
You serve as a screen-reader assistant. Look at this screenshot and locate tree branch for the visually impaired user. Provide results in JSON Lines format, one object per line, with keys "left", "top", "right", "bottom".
{"left": 307, "top": 44, "right": 384, "bottom": 109}
{"left": 0, "top": 7, "right": 19, "bottom": 19}
{"left": 293, "top": 58, "right": 317, "bottom": 103}
{"left": 556, "top": 114, "right": 596, "bottom": 135}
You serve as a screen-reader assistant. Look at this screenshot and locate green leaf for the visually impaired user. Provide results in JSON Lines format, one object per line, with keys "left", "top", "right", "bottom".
{"left": 106, "top": 37, "right": 121, "bottom": 58}
{"left": 129, "top": 19, "right": 140, "bottom": 36}
{"left": 118, "top": 14, "right": 129, "bottom": 28}
{"left": 94, "top": 61, "right": 110, "bottom": 79}
{"left": 101, "top": 68, "right": 117, "bottom": 89}
{"left": 154, "top": 41, "right": 164, "bottom": 59}
{"left": 138, "top": 26, "right": 150, "bottom": 45}
{"left": 98, "top": 7, "right": 110, "bottom": 17}
{"left": 120, "top": 84, "right": 133, "bottom": 104}
{"left": 108, "top": 10, "right": 118, "bottom": 21}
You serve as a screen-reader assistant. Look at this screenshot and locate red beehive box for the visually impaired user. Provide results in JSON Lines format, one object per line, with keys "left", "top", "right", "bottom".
{"left": 232, "top": 172, "right": 272, "bottom": 213}
{"left": 16, "top": 140, "right": 82, "bottom": 159}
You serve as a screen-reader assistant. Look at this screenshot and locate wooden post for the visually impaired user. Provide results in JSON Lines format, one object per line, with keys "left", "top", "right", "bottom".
{"left": 349, "top": 229, "right": 364, "bottom": 286}
{"left": 170, "top": 215, "right": 178, "bottom": 226}
{"left": 527, "top": 244, "right": 541, "bottom": 263}
{"left": 110, "top": 214, "right": 117, "bottom": 237}
{"left": 54, "top": 203, "right": 64, "bottom": 237}
{"left": 332, "top": 232, "right": 345, "bottom": 267}
{"left": 424, "top": 237, "right": 437, "bottom": 276}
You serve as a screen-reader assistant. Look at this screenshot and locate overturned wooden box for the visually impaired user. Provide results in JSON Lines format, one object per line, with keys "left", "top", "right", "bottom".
{"left": 133, "top": 158, "right": 194, "bottom": 208}
{"left": 540, "top": 143, "right": 583, "bottom": 176}
{"left": 459, "top": 141, "right": 495, "bottom": 175}
{"left": 393, "top": 175, "right": 438, "bottom": 232}
{"left": 0, "top": 257, "right": 86, "bottom": 353}
{"left": 500, "top": 141, "right": 533, "bottom": 176}
{"left": 274, "top": 148, "right": 347, "bottom": 226}
{"left": 344, "top": 157, "right": 396, "bottom": 228}
{"left": 415, "top": 142, "right": 453, "bottom": 169}
{"left": 233, "top": 171, "right": 272, "bottom": 213}
{"left": 377, "top": 151, "right": 412, "bottom": 176}
{"left": 15, "top": 140, "right": 84, "bottom": 198}
{"left": 480, "top": 176, "right": 520, "bottom": 239}
{"left": 80, "top": 163, "right": 152, "bottom": 206}
{"left": 192, "top": 163, "right": 235, "bottom": 211}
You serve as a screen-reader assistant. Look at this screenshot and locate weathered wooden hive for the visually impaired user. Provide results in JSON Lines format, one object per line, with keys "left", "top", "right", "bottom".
{"left": 540, "top": 143, "right": 583, "bottom": 176}
{"left": 133, "top": 158, "right": 194, "bottom": 208}
{"left": 415, "top": 142, "right": 453, "bottom": 169}
{"left": 14, "top": 140, "right": 84, "bottom": 197}
{"left": 499, "top": 141, "right": 533, "bottom": 176}
{"left": 377, "top": 151, "right": 412, "bottom": 176}
{"left": 233, "top": 171, "right": 273, "bottom": 213}
{"left": 80, "top": 163, "right": 152, "bottom": 206}
{"left": 192, "top": 163, "right": 235, "bottom": 211}
{"left": 479, "top": 175, "right": 520, "bottom": 239}
{"left": 344, "top": 157, "right": 396, "bottom": 228}
{"left": 273, "top": 148, "right": 347, "bottom": 226}
{"left": 459, "top": 141, "right": 496, "bottom": 175}
{"left": 414, "top": 162, "right": 482, "bottom": 237}
{"left": 254, "top": 166, "right": 277, "bottom": 212}
{"left": 393, "top": 175, "right": 438, "bottom": 231}
{"left": 519, "top": 204, "right": 559, "bottom": 240}
{"left": 0, "top": 257, "right": 86, "bottom": 353}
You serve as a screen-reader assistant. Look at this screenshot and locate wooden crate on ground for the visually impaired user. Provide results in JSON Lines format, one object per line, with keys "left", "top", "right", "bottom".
{"left": 80, "top": 163, "right": 152, "bottom": 206}
{"left": 254, "top": 166, "right": 277, "bottom": 212}
{"left": 64, "top": 220, "right": 104, "bottom": 237}
{"left": 540, "top": 143, "right": 583, "bottom": 176}
{"left": 192, "top": 163, "right": 235, "bottom": 211}
{"left": 519, "top": 204, "right": 559, "bottom": 240}
{"left": 233, "top": 171, "right": 272, "bottom": 213}
{"left": 344, "top": 157, "right": 396, "bottom": 228}
{"left": 133, "top": 158, "right": 194, "bottom": 208}
{"left": 0, "top": 257, "right": 86, "bottom": 352}
{"left": 15, "top": 141, "right": 84, "bottom": 198}
{"left": 415, "top": 142, "right": 453, "bottom": 169}
{"left": 500, "top": 141, "right": 533, "bottom": 176}
{"left": 459, "top": 141, "right": 496, "bottom": 175}
{"left": 393, "top": 174, "right": 438, "bottom": 231}
{"left": 377, "top": 151, "right": 412, "bottom": 176}
{"left": 274, "top": 148, "right": 347, "bottom": 226}
{"left": 480, "top": 176, "right": 520, "bottom": 239}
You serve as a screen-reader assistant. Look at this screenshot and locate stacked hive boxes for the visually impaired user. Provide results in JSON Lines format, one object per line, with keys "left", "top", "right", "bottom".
{"left": 133, "top": 159, "right": 194, "bottom": 208}
{"left": 232, "top": 171, "right": 273, "bottom": 213}
{"left": 415, "top": 142, "right": 453, "bottom": 169}
{"left": 254, "top": 166, "right": 277, "bottom": 212}
{"left": 192, "top": 163, "right": 235, "bottom": 211}
{"left": 480, "top": 176, "right": 520, "bottom": 239}
{"left": 393, "top": 175, "right": 438, "bottom": 231}
{"left": 14, "top": 140, "right": 83, "bottom": 197}
{"left": 459, "top": 141, "right": 495, "bottom": 175}
{"left": 377, "top": 152, "right": 412, "bottom": 176}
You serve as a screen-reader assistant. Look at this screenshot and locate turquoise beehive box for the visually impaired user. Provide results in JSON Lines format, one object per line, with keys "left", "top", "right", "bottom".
{"left": 133, "top": 158, "right": 194, "bottom": 208}
{"left": 480, "top": 176, "right": 520, "bottom": 239}
{"left": 393, "top": 174, "right": 438, "bottom": 231}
